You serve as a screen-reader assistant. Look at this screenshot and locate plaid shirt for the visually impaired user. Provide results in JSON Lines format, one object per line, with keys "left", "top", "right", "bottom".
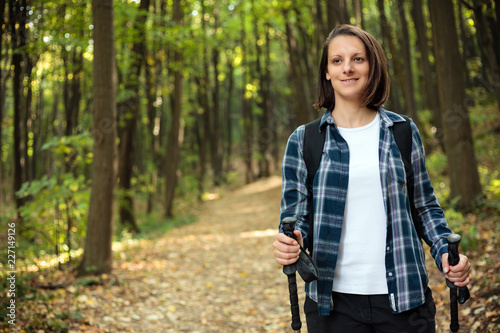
{"left": 280, "top": 108, "right": 452, "bottom": 316}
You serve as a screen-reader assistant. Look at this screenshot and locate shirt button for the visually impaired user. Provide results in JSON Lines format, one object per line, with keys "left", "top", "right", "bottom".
{"left": 388, "top": 272, "right": 393, "bottom": 277}
{"left": 387, "top": 247, "right": 391, "bottom": 251}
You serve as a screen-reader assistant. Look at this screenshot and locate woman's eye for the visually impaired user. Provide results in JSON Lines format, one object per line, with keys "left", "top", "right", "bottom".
{"left": 333, "top": 59, "right": 341, "bottom": 64}
{"left": 354, "top": 57, "right": 364, "bottom": 62}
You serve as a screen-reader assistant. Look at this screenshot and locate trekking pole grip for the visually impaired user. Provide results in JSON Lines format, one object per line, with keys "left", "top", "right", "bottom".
{"left": 447, "top": 233, "right": 461, "bottom": 333}
{"left": 447, "top": 233, "right": 461, "bottom": 266}
{"left": 282, "top": 217, "right": 298, "bottom": 240}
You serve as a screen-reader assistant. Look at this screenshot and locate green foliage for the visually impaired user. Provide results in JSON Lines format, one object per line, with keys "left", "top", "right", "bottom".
{"left": 11, "top": 133, "right": 93, "bottom": 265}
{"left": 445, "top": 208, "right": 479, "bottom": 252}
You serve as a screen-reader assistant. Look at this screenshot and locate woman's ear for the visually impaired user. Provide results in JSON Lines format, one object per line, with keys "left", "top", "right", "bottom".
{"left": 325, "top": 72, "right": 331, "bottom": 81}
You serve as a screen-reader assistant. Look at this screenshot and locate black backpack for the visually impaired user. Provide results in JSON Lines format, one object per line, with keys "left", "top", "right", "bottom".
{"left": 303, "top": 115, "right": 419, "bottom": 253}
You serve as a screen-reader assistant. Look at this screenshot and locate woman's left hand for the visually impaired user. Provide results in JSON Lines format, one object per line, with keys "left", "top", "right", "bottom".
{"left": 441, "top": 253, "right": 471, "bottom": 287}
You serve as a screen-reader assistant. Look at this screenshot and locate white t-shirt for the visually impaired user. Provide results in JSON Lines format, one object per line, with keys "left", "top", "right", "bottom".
{"left": 332, "top": 113, "right": 388, "bottom": 294}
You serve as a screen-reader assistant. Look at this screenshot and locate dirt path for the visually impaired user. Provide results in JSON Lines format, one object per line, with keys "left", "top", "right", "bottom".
{"left": 84, "top": 175, "right": 297, "bottom": 333}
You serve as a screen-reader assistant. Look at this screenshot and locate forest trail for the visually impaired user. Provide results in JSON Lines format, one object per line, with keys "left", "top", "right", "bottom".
{"left": 82, "top": 175, "right": 295, "bottom": 332}
{"left": 57, "top": 176, "right": 495, "bottom": 333}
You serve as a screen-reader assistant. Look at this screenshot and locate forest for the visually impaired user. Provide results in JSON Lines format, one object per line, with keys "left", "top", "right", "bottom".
{"left": 0, "top": 0, "right": 499, "bottom": 331}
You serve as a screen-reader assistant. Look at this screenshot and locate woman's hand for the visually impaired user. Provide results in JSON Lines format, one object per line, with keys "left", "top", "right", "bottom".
{"left": 273, "top": 230, "right": 303, "bottom": 266}
{"left": 441, "top": 253, "right": 471, "bottom": 287}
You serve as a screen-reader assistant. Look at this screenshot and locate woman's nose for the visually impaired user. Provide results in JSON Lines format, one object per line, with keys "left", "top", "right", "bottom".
{"left": 343, "top": 62, "right": 353, "bottom": 73}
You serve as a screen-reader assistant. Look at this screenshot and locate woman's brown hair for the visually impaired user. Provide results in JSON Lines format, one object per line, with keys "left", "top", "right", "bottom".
{"left": 314, "top": 24, "right": 390, "bottom": 111}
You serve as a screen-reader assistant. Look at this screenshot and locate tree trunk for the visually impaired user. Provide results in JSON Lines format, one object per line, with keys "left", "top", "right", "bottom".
{"left": 396, "top": 0, "right": 419, "bottom": 127}
{"left": 471, "top": 0, "right": 500, "bottom": 107}
{"left": 223, "top": 55, "right": 234, "bottom": 178}
{"left": 411, "top": 0, "right": 443, "bottom": 149}
{"left": 378, "top": 0, "right": 419, "bottom": 124}
{"left": 293, "top": 4, "right": 317, "bottom": 120}
{"left": 117, "top": 0, "right": 149, "bottom": 233}
{"left": 353, "top": 0, "right": 363, "bottom": 28}
{"left": 0, "top": 0, "right": 6, "bottom": 204}
{"left": 326, "top": 0, "right": 350, "bottom": 31}
{"left": 78, "top": 0, "right": 118, "bottom": 276}
{"left": 252, "top": 0, "right": 270, "bottom": 178}
{"left": 164, "top": 0, "right": 183, "bottom": 217}
{"left": 315, "top": 0, "right": 327, "bottom": 42}
{"left": 9, "top": 0, "right": 27, "bottom": 210}
{"left": 24, "top": 57, "right": 34, "bottom": 184}
{"left": 199, "top": 0, "right": 210, "bottom": 192}
{"left": 240, "top": 4, "right": 254, "bottom": 184}
{"left": 210, "top": 7, "right": 223, "bottom": 186}
{"left": 283, "top": 8, "right": 311, "bottom": 127}
{"left": 145, "top": 33, "right": 158, "bottom": 213}
{"left": 428, "top": 0, "right": 482, "bottom": 209}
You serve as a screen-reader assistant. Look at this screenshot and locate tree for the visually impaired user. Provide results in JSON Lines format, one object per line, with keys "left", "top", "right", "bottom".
{"left": 377, "top": 0, "right": 419, "bottom": 125}
{"left": 117, "top": 0, "right": 150, "bottom": 233}
{"left": 326, "top": 0, "right": 350, "bottom": 31}
{"left": 78, "top": 0, "right": 118, "bottom": 276}
{"left": 9, "top": 0, "right": 30, "bottom": 210}
{"left": 428, "top": 0, "right": 482, "bottom": 209}
{"left": 164, "top": 0, "right": 184, "bottom": 217}
{"left": 0, "top": 0, "right": 6, "bottom": 204}
{"left": 396, "top": 0, "right": 419, "bottom": 127}
{"left": 411, "top": 0, "right": 443, "bottom": 149}
{"left": 240, "top": 2, "right": 254, "bottom": 184}
{"left": 469, "top": 0, "right": 500, "bottom": 107}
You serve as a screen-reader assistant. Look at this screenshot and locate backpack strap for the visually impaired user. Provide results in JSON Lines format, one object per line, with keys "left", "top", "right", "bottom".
{"left": 392, "top": 115, "right": 421, "bottom": 237}
{"left": 303, "top": 118, "right": 325, "bottom": 253}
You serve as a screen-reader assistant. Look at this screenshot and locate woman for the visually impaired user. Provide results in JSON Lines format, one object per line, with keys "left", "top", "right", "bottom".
{"left": 273, "top": 24, "right": 471, "bottom": 333}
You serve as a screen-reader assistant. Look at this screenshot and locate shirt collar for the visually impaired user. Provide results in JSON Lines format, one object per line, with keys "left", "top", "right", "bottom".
{"left": 378, "top": 107, "right": 407, "bottom": 128}
{"left": 317, "top": 107, "right": 407, "bottom": 131}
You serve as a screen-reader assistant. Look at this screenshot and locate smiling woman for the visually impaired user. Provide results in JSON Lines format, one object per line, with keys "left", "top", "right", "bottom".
{"left": 274, "top": 24, "right": 472, "bottom": 333}
{"left": 325, "top": 35, "right": 370, "bottom": 118}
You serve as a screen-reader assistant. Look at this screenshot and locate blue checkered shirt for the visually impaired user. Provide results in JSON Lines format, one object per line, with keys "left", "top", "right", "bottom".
{"left": 279, "top": 108, "right": 452, "bottom": 316}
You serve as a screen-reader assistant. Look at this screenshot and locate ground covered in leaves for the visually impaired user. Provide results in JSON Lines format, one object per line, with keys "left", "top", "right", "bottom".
{"left": 4, "top": 176, "right": 500, "bottom": 332}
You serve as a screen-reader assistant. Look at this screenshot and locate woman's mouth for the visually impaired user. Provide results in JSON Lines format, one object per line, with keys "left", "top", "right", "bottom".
{"left": 341, "top": 79, "right": 358, "bottom": 84}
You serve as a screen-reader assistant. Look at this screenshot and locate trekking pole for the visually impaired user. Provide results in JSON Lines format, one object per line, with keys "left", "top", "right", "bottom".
{"left": 282, "top": 217, "right": 301, "bottom": 333}
{"left": 446, "top": 233, "right": 470, "bottom": 332}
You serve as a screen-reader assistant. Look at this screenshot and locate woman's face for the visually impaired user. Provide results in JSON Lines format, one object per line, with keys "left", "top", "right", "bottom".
{"left": 325, "top": 35, "right": 369, "bottom": 105}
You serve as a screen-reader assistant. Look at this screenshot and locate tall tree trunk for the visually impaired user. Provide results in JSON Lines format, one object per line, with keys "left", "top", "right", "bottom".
{"left": 9, "top": 0, "right": 28, "bottom": 210}
{"left": 164, "top": 0, "right": 183, "bottom": 217}
{"left": 411, "top": 0, "right": 443, "bottom": 150}
{"left": 252, "top": 0, "right": 270, "bottom": 178}
{"left": 78, "top": 0, "right": 118, "bottom": 276}
{"left": 293, "top": 4, "right": 317, "bottom": 119}
{"left": 145, "top": 35, "right": 158, "bottom": 213}
{"left": 315, "top": 0, "right": 327, "bottom": 42}
{"left": 117, "top": 0, "right": 149, "bottom": 233}
{"left": 326, "top": 0, "right": 350, "bottom": 31}
{"left": 283, "top": 8, "right": 311, "bottom": 127}
{"left": 210, "top": 7, "right": 223, "bottom": 186}
{"left": 240, "top": 3, "right": 254, "bottom": 184}
{"left": 396, "top": 0, "right": 419, "bottom": 127}
{"left": 199, "top": 0, "right": 210, "bottom": 192}
{"left": 24, "top": 57, "right": 34, "bottom": 184}
{"left": 223, "top": 55, "right": 234, "bottom": 178}
{"left": 428, "top": 0, "right": 482, "bottom": 209}
{"left": 378, "top": 0, "right": 419, "bottom": 124}
{"left": 353, "top": 0, "right": 363, "bottom": 28}
{"left": 471, "top": 0, "right": 500, "bottom": 107}
{"left": 0, "top": 0, "right": 6, "bottom": 204}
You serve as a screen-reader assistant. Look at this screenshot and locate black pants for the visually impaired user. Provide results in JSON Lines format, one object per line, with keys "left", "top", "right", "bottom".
{"left": 304, "top": 289, "right": 436, "bottom": 333}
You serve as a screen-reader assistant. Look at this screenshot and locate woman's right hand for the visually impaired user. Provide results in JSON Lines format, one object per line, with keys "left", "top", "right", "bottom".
{"left": 273, "top": 230, "right": 303, "bottom": 266}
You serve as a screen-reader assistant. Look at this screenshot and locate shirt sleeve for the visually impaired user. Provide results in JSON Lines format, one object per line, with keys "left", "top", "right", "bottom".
{"left": 279, "top": 125, "right": 311, "bottom": 248}
{"left": 410, "top": 120, "right": 452, "bottom": 272}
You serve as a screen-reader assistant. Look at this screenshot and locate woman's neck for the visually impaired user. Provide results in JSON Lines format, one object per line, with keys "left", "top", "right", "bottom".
{"left": 331, "top": 102, "right": 376, "bottom": 128}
